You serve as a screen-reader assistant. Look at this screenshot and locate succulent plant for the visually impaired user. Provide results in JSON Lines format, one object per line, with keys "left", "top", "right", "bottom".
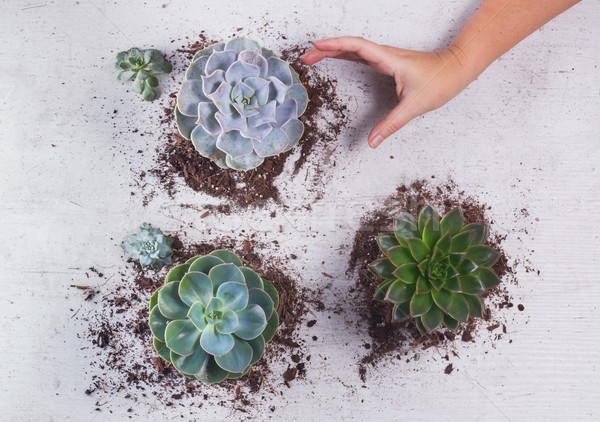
{"left": 175, "top": 37, "right": 309, "bottom": 171}
{"left": 369, "top": 204, "right": 501, "bottom": 335}
{"left": 115, "top": 48, "right": 172, "bottom": 101}
{"left": 148, "top": 250, "right": 279, "bottom": 383}
{"left": 121, "top": 223, "right": 174, "bottom": 270}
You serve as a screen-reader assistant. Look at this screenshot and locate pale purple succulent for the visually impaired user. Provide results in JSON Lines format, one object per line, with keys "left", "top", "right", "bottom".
{"left": 175, "top": 38, "right": 309, "bottom": 171}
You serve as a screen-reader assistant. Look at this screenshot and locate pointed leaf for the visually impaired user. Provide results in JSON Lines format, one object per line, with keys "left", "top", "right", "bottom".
{"left": 418, "top": 204, "right": 440, "bottom": 234}
{"left": 416, "top": 276, "right": 431, "bottom": 294}
{"left": 386, "top": 245, "right": 415, "bottom": 267}
{"left": 476, "top": 267, "right": 501, "bottom": 289}
{"left": 443, "top": 314, "right": 460, "bottom": 332}
{"left": 394, "top": 216, "right": 419, "bottom": 246}
{"left": 459, "top": 275, "right": 486, "bottom": 295}
{"left": 466, "top": 245, "right": 499, "bottom": 266}
{"left": 392, "top": 302, "right": 411, "bottom": 322}
{"left": 392, "top": 263, "right": 420, "bottom": 283}
{"left": 462, "top": 223, "right": 488, "bottom": 245}
{"left": 376, "top": 233, "right": 399, "bottom": 254}
{"left": 435, "top": 231, "right": 452, "bottom": 255}
{"left": 429, "top": 276, "right": 445, "bottom": 292}
{"left": 444, "top": 276, "right": 463, "bottom": 293}
{"left": 410, "top": 293, "right": 433, "bottom": 317}
{"left": 406, "top": 238, "right": 430, "bottom": 262}
{"left": 368, "top": 257, "right": 396, "bottom": 279}
{"left": 431, "top": 288, "right": 453, "bottom": 312}
{"left": 385, "top": 280, "right": 416, "bottom": 304}
{"left": 451, "top": 230, "right": 474, "bottom": 252}
{"left": 440, "top": 208, "right": 463, "bottom": 236}
{"left": 373, "top": 279, "right": 394, "bottom": 302}
{"left": 422, "top": 216, "right": 441, "bottom": 249}
{"left": 421, "top": 305, "right": 444, "bottom": 332}
{"left": 415, "top": 317, "right": 427, "bottom": 336}
{"left": 448, "top": 293, "right": 469, "bottom": 322}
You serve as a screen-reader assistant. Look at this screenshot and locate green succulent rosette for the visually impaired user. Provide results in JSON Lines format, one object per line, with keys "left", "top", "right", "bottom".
{"left": 149, "top": 250, "right": 279, "bottom": 383}
{"left": 115, "top": 47, "right": 172, "bottom": 101}
{"left": 369, "top": 204, "right": 501, "bottom": 335}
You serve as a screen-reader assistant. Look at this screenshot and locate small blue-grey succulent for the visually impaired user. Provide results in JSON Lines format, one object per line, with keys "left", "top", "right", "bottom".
{"left": 149, "top": 250, "right": 279, "bottom": 382}
{"left": 121, "top": 223, "right": 174, "bottom": 270}
{"left": 175, "top": 38, "right": 309, "bottom": 171}
{"left": 116, "top": 48, "right": 172, "bottom": 101}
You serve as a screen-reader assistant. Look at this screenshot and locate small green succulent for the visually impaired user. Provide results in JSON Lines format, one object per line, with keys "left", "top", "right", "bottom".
{"left": 149, "top": 250, "right": 279, "bottom": 383}
{"left": 121, "top": 223, "right": 174, "bottom": 270}
{"left": 115, "top": 48, "right": 172, "bottom": 101}
{"left": 369, "top": 204, "right": 501, "bottom": 335}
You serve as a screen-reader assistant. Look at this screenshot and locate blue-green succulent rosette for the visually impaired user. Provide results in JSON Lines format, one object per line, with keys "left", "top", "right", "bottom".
{"left": 175, "top": 37, "right": 309, "bottom": 171}
{"left": 121, "top": 223, "right": 174, "bottom": 270}
{"left": 149, "top": 250, "right": 279, "bottom": 383}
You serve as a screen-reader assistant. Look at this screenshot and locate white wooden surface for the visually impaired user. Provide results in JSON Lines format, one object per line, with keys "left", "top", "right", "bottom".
{"left": 1, "top": 0, "right": 599, "bottom": 420}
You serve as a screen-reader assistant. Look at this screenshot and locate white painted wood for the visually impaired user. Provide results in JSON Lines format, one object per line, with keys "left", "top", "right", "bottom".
{"left": 1, "top": 0, "right": 599, "bottom": 420}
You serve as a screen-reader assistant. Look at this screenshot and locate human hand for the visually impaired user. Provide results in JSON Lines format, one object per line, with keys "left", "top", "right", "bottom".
{"left": 300, "top": 37, "right": 472, "bottom": 148}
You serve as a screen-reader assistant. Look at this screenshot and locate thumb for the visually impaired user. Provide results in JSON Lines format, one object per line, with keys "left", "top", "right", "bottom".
{"left": 367, "top": 100, "right": 419, "bottom": 148}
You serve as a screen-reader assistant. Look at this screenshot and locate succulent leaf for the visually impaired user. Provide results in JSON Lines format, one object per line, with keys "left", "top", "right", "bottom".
{"left": 149, "top": 250, "right": 278, "bottom": 382}
{"left": 369, "top": 204, "right": 501, "bottom": 335}
{"left": 386, "top": 245, "right": 415, "bottom": 267}
{"left": 165, "top": 320, "right": 201, "bottom": 356}
{"left": 392, "top": 302, "right": 411, "bottom": 322}
{"left": 171, "top": 346, "right": 209, "bottom": 375}
{"left": 234, "top": 305, "right": 267, "bottom": 340}
{"left": 175, "top": 38, "right": 309, "bottom": 171}
{"left": 373, "top": 279, "right": 395, "bottom": 302}
{"left": 440, "top": 208, "right": 463, "bottom": 236}
{"left": 179, "top": 272, "right": 213, "bottom": 306}
{"left": 421, "top": 305, "right": 444, "bottom": 332}
{"left": 385, "top": 280, "right": 415, "bottom": 303}
{"left": 214, "top": 337, "right": 253, "bottom": 373}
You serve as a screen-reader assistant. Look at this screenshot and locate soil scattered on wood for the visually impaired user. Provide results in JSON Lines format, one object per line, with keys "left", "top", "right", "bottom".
{"left": 79, "top": 235, "right": 313, "bottom": 416}
{"left": 347, "top": 180, "right": 529, "bottom": 381}
{"left": 151, "top": 37, "right": 348, "bottom": 209}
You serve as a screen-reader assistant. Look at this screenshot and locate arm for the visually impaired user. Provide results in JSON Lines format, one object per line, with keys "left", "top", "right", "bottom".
{"left": 301, "top": 0, "right": 581, "bottom": 148}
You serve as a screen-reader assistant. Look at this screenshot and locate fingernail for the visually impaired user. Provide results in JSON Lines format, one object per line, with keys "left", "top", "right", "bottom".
{"left": 369, "top": 135, "right": 384, "bottom": 149}
{"left": 300, "top": 48, "right": 314, "bottom": 58}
